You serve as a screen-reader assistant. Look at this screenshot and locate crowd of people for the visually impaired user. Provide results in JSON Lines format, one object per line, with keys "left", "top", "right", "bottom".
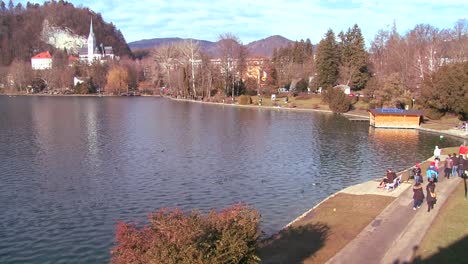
{"left": 411, "top": 144, "right": 467, "bottom": 212}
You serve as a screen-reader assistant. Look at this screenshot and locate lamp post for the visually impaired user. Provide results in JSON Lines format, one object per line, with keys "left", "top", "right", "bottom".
{"left": 412, "top": 98, "right": 416, "bottom": 109}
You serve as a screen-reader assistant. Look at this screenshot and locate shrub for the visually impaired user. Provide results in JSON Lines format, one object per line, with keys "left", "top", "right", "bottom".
{"left": 238, "top": 95, "right": 252, "bottom": 105}
{"left": 111, "top": 204, "right": 261, "bottom": 264}
{"left": 323, "top": 87, "right": 351, "bottom": 113}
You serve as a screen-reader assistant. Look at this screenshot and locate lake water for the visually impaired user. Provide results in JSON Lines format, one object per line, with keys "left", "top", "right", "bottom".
{"left": 0, "top": 96, "right": 461, "bottom": 263}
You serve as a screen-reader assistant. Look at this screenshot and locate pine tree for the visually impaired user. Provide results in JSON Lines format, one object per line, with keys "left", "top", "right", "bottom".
{"left": 338, "top": 24, "right": 369, "bottom": 90}
{"left": 315, "top": 29, "right": 339, "bottom": 89}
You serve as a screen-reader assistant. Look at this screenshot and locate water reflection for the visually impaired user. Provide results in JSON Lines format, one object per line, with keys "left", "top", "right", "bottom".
{"left": 0, "top": 96, "right": 462, "bottom": 264}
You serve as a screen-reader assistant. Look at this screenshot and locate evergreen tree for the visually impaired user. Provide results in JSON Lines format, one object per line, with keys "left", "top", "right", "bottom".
{"left": 338, "top": 24, "right": 369, "bottom": 90}
{"left": 421, "top": 61, "right": 468, "bottom": 119}
{"left": 315, "top": 29, "right": 339, "bottom": 89}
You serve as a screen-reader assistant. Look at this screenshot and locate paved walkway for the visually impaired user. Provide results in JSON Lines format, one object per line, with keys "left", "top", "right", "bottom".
{"left": 326, "top": 155, "right": 462, "bottom": 264}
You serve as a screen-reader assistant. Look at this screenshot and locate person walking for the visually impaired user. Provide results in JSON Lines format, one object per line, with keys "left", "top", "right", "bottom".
{"left": 413, "top": 164, "right": 423, "bottom": 184}
{"left": 458, "top": 155, "right": 465, "bottom": 177}
{"left": 452, "top": 153, "right": 459, "bottom": 178}
{"left": 413, "top": 182, "right": 424, "bottom": 210}
{"left": 434, "top": 146, "right": 441, "bottom": 159}
{"left": 426, "top": 180, "right": 437, "bottom": 212}
{"left": 426, "top": 162, "right": 439, "bottom": 182}
{"left": 444, "top": 154, "right": 453, "bottom": 179}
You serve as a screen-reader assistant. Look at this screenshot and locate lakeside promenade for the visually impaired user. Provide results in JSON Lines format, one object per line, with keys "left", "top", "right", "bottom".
{"left": 326, "top": 154, "right": 461, "bottom": 263}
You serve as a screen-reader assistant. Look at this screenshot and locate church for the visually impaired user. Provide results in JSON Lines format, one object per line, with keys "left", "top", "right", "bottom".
{"left": 78, "top": 19, "right": 115, "bottom": 64}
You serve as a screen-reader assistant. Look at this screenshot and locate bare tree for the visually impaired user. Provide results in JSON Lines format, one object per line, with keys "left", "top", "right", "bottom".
{"left": 177, "top": 39, "right": 200, "bottom": 98}
{"left": 8, "top": 59, "right": 32, "bottom": 93}
{"left": 152, "top": 44, "right": 180, "bottom": 96}
{"left": 217, "top": 33, "right": 248, "bottom": 98}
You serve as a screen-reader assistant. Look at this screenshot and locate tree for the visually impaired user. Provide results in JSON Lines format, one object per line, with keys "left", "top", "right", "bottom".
{"left": 421, "top": 61, "right": 468, "bottom": 119}
{"left": 7, "top": 59, "right": 32, "bottom": 92}
{"left": 315, "top": 29, "right": 339, "bottom": 89}
{"left": 106, "top": 65, "right": 129, "bottom": 94}
{"left": 177, "top": 39, "right": 200, "bottom": 98}
{"left": 322, "top": 87, "right": 351, "bottom": 113}
{"left": 88, "top": 62, "right": 109, "bottom": 92}
{"left": 153, "top": 44, "right": 180, "bottom": 96}
{"left": 217, "top": 33, "right": 248, "bottom": 97}
{"left": 111, "top": 204, "right": 260, "bottom": 264}
{"left": 338, "top": 24, "right": 369, "bottom": 90}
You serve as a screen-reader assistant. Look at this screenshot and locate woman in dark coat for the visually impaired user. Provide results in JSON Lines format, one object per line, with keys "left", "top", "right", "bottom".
{"left": 426, "top": 180, "right": 436, "bottom": 212}
{"left": 412, "top": 182, "right": 424, "bottom": 210}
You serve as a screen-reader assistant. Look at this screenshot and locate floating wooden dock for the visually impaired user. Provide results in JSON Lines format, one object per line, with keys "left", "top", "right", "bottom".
{"left": 348, "top": 118, "right": 369, "bottom": 122}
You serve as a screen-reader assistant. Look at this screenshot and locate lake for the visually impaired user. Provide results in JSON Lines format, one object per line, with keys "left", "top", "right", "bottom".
{"left": 0, "top": 96, "right": 461, "bottom": 263}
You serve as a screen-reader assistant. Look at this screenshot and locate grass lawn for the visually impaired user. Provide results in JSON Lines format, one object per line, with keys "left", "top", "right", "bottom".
{"left": 258, "top": 193, "right": 394, "bottom": 264}
{"left": 413, "top": 180, "right": 468, "bottom": 263}
{"left": 420, "top": 115, "right": 461, "bottom": 130}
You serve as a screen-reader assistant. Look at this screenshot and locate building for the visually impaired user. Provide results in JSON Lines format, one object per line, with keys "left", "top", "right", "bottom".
{"left": 368, "top": 108, "right": 424, "bottom": 128}
{"left": 31, "top": 51, "right": 52, "bottom": 70}
{"left": 334, "top": 84, "right": 351, "bottom": 95}
{"left": 78, "top": 18, "right": 114, "bottom": 64}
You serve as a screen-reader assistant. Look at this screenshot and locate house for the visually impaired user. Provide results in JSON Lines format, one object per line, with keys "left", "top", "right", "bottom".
{"left": 31, "top": 51, "right": 52, "bottom": 70}
{"left": 334, "top": 84, "right": 351, "bottom": 95}
{"left": 78, "top": 18, "right": 115, "bottom": 64}
{"left": 368, "top": 108, "right": 424, "bottom": 129}
{"left": 68, "top": 55, "right": 79, "bottom": 66}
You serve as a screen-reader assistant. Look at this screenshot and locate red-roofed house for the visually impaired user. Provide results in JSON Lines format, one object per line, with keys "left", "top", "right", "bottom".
{"left": 68, "top": 55, "right": 79, "bottom": 66}
{"left": 31, "top": 51, "right": 52, "bottom": 70}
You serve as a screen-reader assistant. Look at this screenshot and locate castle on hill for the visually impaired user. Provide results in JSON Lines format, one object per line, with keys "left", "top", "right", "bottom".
{"left": 78, "top": 18, "right": 114, "bottom": 64}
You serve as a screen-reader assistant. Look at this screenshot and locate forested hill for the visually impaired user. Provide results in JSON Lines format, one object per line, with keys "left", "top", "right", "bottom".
{"left": 0, "top": 0, "right": 132, "bottom": 66}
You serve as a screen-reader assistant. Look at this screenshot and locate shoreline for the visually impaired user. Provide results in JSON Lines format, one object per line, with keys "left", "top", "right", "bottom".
{"left": 168, "top": 96, "right": 468, "bottom": 140}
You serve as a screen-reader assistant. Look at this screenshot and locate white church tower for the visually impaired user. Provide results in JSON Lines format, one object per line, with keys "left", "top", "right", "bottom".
{"left": 87, "top": 18, "right": 96, "bottom": 64}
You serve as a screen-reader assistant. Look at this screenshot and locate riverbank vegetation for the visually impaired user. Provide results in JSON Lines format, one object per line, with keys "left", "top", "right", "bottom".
{"left": 111, "top": 204, "right": 260, "bottom": 264}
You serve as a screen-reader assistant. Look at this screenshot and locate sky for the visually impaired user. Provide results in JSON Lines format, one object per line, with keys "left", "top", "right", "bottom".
{"left": 22, "top": 0, "right": 467, "bottom": 45}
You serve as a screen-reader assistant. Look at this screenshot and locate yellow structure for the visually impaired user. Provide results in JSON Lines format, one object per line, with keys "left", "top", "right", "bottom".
{"left": 368, "top": 108, "right": 423, "bottom": 129}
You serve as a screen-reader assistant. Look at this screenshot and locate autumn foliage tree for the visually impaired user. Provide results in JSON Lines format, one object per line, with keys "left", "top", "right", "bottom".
{"left": 111, "top": 204, "right": 261, "bottom": 264}
{"left": 106, "top": 65, "right": 129, "bottom": 94}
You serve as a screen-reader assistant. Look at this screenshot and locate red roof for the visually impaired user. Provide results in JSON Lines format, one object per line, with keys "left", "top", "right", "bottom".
{"left": 68, "top": 56, "right": 79, "bottom": 62}
{"left": 32, "top": 51, "right": 52, "bottom": 59}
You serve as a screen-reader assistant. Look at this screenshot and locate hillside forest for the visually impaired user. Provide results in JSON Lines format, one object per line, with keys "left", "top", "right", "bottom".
{"left": 0, "top": 0, "right": 466, "bottom": 119}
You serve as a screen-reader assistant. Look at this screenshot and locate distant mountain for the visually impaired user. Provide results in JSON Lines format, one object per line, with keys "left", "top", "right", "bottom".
{"left": 128, "top": 35, "right": 293, "bottom": 57}
{"left": 246, "top": 35, "right": 293, "bottom": 57}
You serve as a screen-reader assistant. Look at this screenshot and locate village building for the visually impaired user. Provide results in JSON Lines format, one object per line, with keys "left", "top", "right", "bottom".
{"left": 78, "top": 19, "right": 114, "bottom": 64}
{"left": 31, "top": 51, "right": 52, "bottom": 70}
{"left": 369, "top": 108, "right": 424, "bottom": 129}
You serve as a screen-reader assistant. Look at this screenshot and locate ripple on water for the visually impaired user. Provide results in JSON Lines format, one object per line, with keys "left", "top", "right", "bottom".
{"left": 0, "top": 97, "right": 462, "bottom": 263}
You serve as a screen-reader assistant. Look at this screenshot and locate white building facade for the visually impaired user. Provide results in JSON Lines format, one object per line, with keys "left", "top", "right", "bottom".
{"left": 31, "top": 51, "right": 53, "bottom": 70}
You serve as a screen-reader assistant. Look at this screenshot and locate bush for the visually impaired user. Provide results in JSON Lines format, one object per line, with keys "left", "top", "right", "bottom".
{"left": 238, "top": 95, "right": 252, "bottom": 105}
{"left": 111, "top": 204, "right": 261, "bottom": 264}
{"left": 322, "top": 87, "right": 351, "bottom": 113}
{"left": 424, "top": 108, "right": 445, "bottom": 120}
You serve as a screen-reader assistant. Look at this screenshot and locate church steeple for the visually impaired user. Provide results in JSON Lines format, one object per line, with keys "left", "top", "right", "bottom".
{"left": 87, "top": 18, "right": 96, "bottom": 63}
